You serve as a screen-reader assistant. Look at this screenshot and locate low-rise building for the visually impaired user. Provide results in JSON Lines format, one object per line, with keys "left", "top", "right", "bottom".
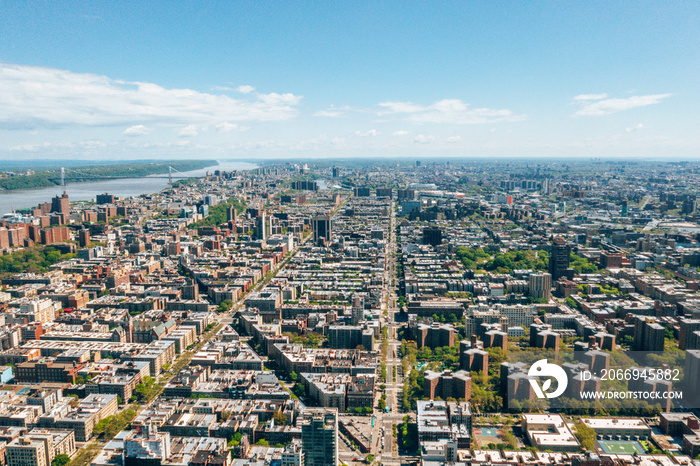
{"left": 522, "top": 414, "right": 579, "bottom": 452}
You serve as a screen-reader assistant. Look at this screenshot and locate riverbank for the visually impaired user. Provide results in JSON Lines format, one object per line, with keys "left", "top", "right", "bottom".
{"left": 0, "top": 160, "right": 216, "bottom": 191}
{"left": 0, "top": 160, "right": 257, "bottom": 215}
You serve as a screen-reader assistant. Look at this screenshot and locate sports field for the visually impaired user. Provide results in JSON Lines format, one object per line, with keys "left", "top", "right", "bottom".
{"left": 473, "top": 426, "right": 505, "bottom": 447}
{"left": 598, "top": 440, "right": 645, "bottom": 455}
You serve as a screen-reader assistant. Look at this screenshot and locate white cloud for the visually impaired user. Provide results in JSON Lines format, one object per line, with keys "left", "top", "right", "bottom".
{"left": 414, "top": 134, "right": 436, "bottom": 144}
{"left": 258, "top": 93, "right": 300, "bottom": 106}
{"left": 215, "top": 121, "right": 248, "bottom": 132}
{"left": 314, "top": 109, "right": 345, "bottom": 118}
{"left": 0, "top": 63, "right": 301, "bottom": 128}
{"left": 377, "top": 99, "right": 524, "bottom": 124}
{"left": 178, "top": 124, "right": 199, "bottom": 137}
{"left": 446, "top": 135, "right": 462, "bottom": 142}
{"left": 123, "top": 125, "right": 151, "bottom": 136}
{"left": 236, "top": 85, "right": 256, "bottom": 94}
{"left": 626, "top": 123, "right": 644, "bottom": 133}
{"left": 393, "top": 130, "right": 409, "bottom": 136}
{"left": 573, "top": 93, "right": 609, "bottom": 101}
{"left": 573, "top": 94, "right": 671, "bottom": 116}
{"left": 10, "top": 140, "right": 108, "bottom": 152}
{"left": 352, "top": 129, "right": 379, "bottom": 137}
{"left": 378, "top": 101, "right": 426, "bottom": 114}
{"left": 9, "top": 143, "right": 42, "bottom": 152}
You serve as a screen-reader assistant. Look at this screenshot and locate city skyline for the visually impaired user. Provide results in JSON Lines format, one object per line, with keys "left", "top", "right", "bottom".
{"left": 1, "top": 156, "right": 700, "bottom": 465}
{"left": 1, "top": 1, "right": 698, "bottom": 160}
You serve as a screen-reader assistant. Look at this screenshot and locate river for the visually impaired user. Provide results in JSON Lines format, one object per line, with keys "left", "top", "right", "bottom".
{"left": 0, "top": 160, "right": 257, "bottom": 215}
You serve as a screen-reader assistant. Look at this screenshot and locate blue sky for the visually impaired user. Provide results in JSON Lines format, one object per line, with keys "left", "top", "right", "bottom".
{"left": 1, "top": 1, "right": 698, "bottom": 160}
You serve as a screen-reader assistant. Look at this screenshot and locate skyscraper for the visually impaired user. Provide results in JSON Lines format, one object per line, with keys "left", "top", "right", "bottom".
{"left": 422, "top": 227, "right": 442, "bottom": 246}
{"left": 397, "top": 189, "right": 415, "bottom": 201}
{"left": 312, "top": 215, "right": 331, "bottom": 245}
{"left": 301, "top": 409, "right": 338, "bottom": 466}
{"left": 528, "top": 272, "right": 552, "bottom": 300}
{"left": 632, "top": 316, "right": 665, "bottom": 352}
{"left": 351, "top": 295, "right": 364, "bottom": 326}
{"left": 78, "top": 229, "right": 90, "bottom": 248}
{"left": 227, "top": 205, "right": 237, "bottom": 223}
{"left": 51, "top": 191, "right": 69, "bottom": 215}
{"left": 255, "top": 212, "right": 267, "bottom": 240}
{"left": 548, "top": 237, "right": 571, "bottom": 280}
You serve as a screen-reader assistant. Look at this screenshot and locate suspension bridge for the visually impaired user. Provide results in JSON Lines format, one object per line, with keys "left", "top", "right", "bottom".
{"left": 58, "top": 165, "right": 194, "bottom": 186}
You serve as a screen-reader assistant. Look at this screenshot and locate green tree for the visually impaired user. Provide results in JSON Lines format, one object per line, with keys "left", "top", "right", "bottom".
{"left": 134, "top": 375, "right": 161, "bottom": 402}
{"left": 503, "top": 426, "right": 518, "bottom": 449}
{"left": 574, "top": 420, "right": 596, "bottom": 451}
{"left": 228, "top": 432, "right": 243, "bottom": 446}
{"left": 52, "top": 454, "right": 70, "bottom": 466}
{"left": 273, "top": 410, "right": 288, "bottom": 425}
{"left": 190, "top": 197, "right": 247, "bottom": 228}
{"left": 218, "top": 299, "right": 233, "bottom": 312}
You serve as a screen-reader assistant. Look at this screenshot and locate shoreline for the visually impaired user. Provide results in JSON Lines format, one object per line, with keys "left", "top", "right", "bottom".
{"left": 0, "top": 160, "right": 257, "bottom": 215}
{"left": 0, "top": 160, "right": 217, "bottom": 194}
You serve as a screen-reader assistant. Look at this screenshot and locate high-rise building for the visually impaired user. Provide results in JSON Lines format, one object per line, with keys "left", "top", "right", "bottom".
{"left": 282, "top": 440, "right": 305, "bottom": 466}
{"left": 528, "top": 273, "right": 552, "bottom": 300}
{"left": 78, "top": 229, "right": 90, "bottom": 248}
{"left": 301, "top": 409, "right": 338, "bottom": 466}
{"left": 683, "top": 195, "right": 697, "bottom": 215}
{"left": 397, "top": 189, "right": 415, "bottom": 201}
{"left": 6, "top": 437, "right": 47, "bottom": 466}
{"left": 679, "top": 318, "right": 700, "bottom": 350}
{"left": 684, "top": 350, "right": 700, "bottom": 403}
{"left": 352, "top": 187, "right": 370, "bottom": 197}
{"left": 255, "top": 212, "right": 267, "bottom": 240}
{"left": 312, "top": 215, "right": 331, "bottom": 245}
{"left": 633, "top": 316, "right": 665, "bottom": 352}
{"left": 548, "top": 237, "right": 571, "bottom": 280}
{"left": 351, "top": 295, "right": 364, "bottom": 326}
{"left": 422, "top": 227, "right": 442, "bottom": 246}
{"left": 227, "top": 205, "right": 237, "bottom": 223}
{"left": 600, "top": 251, "right": 622, "bottom": 269}
{"left": 51, "top": 192, "right": 69, "bottom": 215}
{"left": 327, "top": 325, "right": 373, "bottom": 351}
{"left": 423, "top": 369, "right": 471, "bottom": 400}
{"left": 96, "top": 193, "right": 115, "bottom": 204}
{"left": 376, "top": 188, "right": 392, "bottom": 198}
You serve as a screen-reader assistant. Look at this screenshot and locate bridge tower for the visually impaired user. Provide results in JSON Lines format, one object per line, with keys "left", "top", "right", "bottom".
{"left": 169, "top": 166, "right": 173, "bottom": 185}
{"left": 61, "top": 167, "right": 65, "bottom": 187}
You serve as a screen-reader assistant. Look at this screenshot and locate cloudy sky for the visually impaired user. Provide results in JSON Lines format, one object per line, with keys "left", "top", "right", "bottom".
{"left": 1, "top": 1, "right": 698, "bottom": 160}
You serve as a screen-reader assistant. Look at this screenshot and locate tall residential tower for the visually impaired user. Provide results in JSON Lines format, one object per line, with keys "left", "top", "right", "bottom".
{"left": 301, "top": 409, "right": 338, "bottom": 466}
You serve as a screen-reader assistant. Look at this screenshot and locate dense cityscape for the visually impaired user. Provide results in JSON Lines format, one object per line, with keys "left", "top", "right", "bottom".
{"left": 0, "top": 159, "right": 699, "bottom": 466}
